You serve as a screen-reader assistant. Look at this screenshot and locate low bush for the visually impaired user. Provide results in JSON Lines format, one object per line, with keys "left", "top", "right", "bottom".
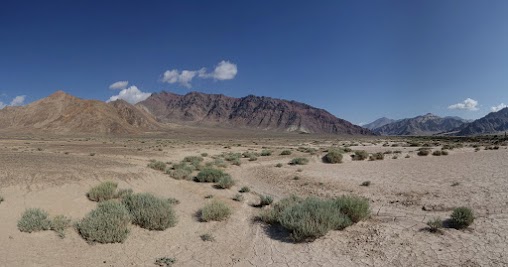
{"left": 417, "top": 149, "right": 430, "bottom": 156}
{"left": 441, "top": 150, "right": 449, "bottom": 155}
{"left": 122, "top": 193, "right": 177, "bottom": 230}
{"left": 260, "top": 195, "right": 368, "bottom": 242}
{"left": 201, "top": 200, "right": 232, "bottom": 222}
{"left": 168, "top": 168, "right": 192, "bottom": 180}
{"left": 427, "top": 218, "right": 443, "bottom": 233}
{"left": 360, "top": 181, "right": 371, "bottom": 187}
{"left": 18, "top": 208, "right": 52, "bottom": 233}
{"left": 233, "top": 193, "right": 244, "bottom": 202}
{"left": 450, "top": 207, "right": 474, "bottom": 229}
{"left": 216, "top": 175, "right": 235, "bottom": 189}
{"left": 372, "top": 152, "right": 385, "bottom": 160}
{"left": 280, "top": 150, "right": 292, "bottom": 155}
{"left": 275, "top": 163, "right": 283, "bottom": 168}
{"left": 200, "top": 233, "right": 215, "bottom": 242}
{"left": 87, "top": 181, "right": 118, "bottom": 202}
{"left": 289, "top": 157, "right": 309, "bottom": 165}
{"left": 239, "top": 186, "right": 250, "bottom": 193}
{"left": 259, "top": 195, "right": 274, "bottom": 206}
{"left": 50, "top": 215, "right": 72, "bottom": 238}
{"left": 432, "top": 150, "right": 442, "bottom": 156}
{"left": 148, "top": 161, "right": 167, "bottom": 171}
{"left": 261, "top": 150, "right": 272, "bottom": 156}
{"left": 195, "top": 168, "right": 229, "bottom": 183}
{"left": 77, "top": 200, "right": 131, "bottom": 243}
{"left": 334, "top": 195, "right": 370, "bottom": 223}
{"left": 155, "top": 257, "right": 176, "bottom": 267}
{"left": 323, "top": 150, "right": 343, "bottom": 164}
{"left": 352, "top": 150, "right": 369, "bottom": 161}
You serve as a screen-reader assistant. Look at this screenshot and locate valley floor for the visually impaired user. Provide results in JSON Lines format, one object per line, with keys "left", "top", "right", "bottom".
{"left": 0, "top": 135, "right": 507, "bottom": 266}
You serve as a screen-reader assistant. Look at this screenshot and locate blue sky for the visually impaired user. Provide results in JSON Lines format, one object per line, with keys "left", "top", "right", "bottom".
{"left": 1, "top": 0, "right": 508, "bottom": 124}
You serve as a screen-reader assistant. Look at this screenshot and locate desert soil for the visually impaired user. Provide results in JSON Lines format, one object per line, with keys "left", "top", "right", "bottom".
{"left": 0, "top": 135, "right": 507, "bottom": 267}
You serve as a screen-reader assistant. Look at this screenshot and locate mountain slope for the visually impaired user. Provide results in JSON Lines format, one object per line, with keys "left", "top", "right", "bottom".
{"left": 137, "top": 91, "right": 372, "bottom": 135}
{"left": 363, "top": 117, "right": 395, "bottom": 130}
{"left": 373, "top": 113, "right": 466, "bottom": 136}
{"left": 0, "top": 91, "right": 160, "bottom": 134}
{"left": 456, "top": 108, "right": 508, "bottom": 135}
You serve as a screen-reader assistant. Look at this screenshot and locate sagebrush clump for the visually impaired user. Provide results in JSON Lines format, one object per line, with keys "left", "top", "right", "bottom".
{"left": 450, "top": 207, "right": 474, "bottom": 229}
{"left": 77, "top": 200, "right": 131, "bottom": 243}
{"left": 352, "top": 150, "right": 369, "bottom": 161}
{"left": 323, "top": 150, "right": 343, "bottom": 164}
{"left": 216, "top": 175, "right": 235, "bottom": 189}
{"left": 18, "top": 208, "right": 52, "bottom": 233}
{"left": 122, "top": 193, "right": 177, "bottom": 230}
{"left": 148, "top": 160, "right": 167, "bottom": 171}
{"left": 260, "top": 195, "right": 369, "bottom": 242}
{"left": 195, "top": 168, "right": 229, "bottom": 183}
{"left": 200, "top": 200, "right": 232, "bottom": 222}
{"left": 87, "top": 181, "right": 119, "bottom": 202}
{"left": 289, "top": 157, "right": 309, "bottom": 165}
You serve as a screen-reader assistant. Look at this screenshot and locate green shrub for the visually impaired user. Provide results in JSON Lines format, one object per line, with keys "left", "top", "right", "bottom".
{"left": 248, "top": 156, "right": 258, "bottom": 161}
{"left": 417, "top": 149, "right": 430, "bottom": 156}
{"left": 122, "top": 193, "right": 177, "bottom": 230}
{"left": 233, "top": 193, "right": 244, "bottom": 202}
{"left": 239, "top": 186, "right": 250, "bottom": 193}
{"left": 432, "top": 150, "right": 442, "bottom": 156}
{"left": 259, "top": 195, "right": 274, "bottom": 206}
{"left": 182, "top": 156, "right": 204, "bottom": 165}
{"left": 216, "top": 175, "right": 235, "bottom": 189}
{"left": 148, "top": 161, "right": 167, "bottom": 171}
{"left": 0, "top": 195, "right": 3, "bottom": 203}
{"left": 371, "top": 152, "right": 384, "bottom": 160}
{"left": 201, "top": 153, "right": 208, "bottom": 157}
{"left": 115, "top": 188, "right": 133, "bottom": 199}
{"left": 289, "top": 157, "right": 309, "bottom": 165}
{"left": 18, "top": 208, "right": 52, "bottom": 233}
{"left": 50, "top": 215, "right": 72, "bottom": 238}
{"left": 155, "top": 257, "right": 176, "bottom": 267}
{"left": 323, "top": 150, "right": 343, "bottom": 164}
{"left": 77, "top": 200, "right": 131, "bottom": 243}
{"left": 280, "top": 150, "right": 292, "bottom": 155}
{"left": 360, "top": 181, "right": 371, "bottom": 187}
{"left": 352, "top": 150, "right": 369, "bottom": 161}
{"left": 334, "top": 195, "right": 370, "bottom": 223}
{"left": 200, "top": 233, "right": 215, "bottom": 242}
{"left": 201, "top": 200, "right": 232, "bottom": 222}
{"left": 223, "top": 152, "right": 241, "bottom": 162}
{"left": 441, "top": 150, "right": 449, "bottom": 155}
{"left": 87, "top": 181, "right": 118, "bottom": 202}
{"left": 260, "top": 196, "right": 356, "bottom": 242}
{"left": 450, "top": 207, "right": 474, "bottom": 229}
{"left": 261, "top": 150, "right": 272, "bottom": 156}
{"left": 275, "top": 163, "right": 283, "bottom": 168}
{"left": 279, "top": 198, "right": 352, "bottom": 241}
{"left": 230, "top": 158, "right": 241, "bottom": 166}
{"left": 427, "top": 218, "right": 443, "bottom": 233}
{"left": 195, "top": 168, "right": 229, "bottom": 183}
{"left": 242, "top": 151, "right": 259, "bottom": 158}
{"left": 168, "top": 168, "right": 192, "bottom": 180}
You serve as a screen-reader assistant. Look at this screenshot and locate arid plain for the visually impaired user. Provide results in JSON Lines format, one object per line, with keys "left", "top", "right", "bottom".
{"left": 0, "top": 132, "right": 507, "bottom": 267}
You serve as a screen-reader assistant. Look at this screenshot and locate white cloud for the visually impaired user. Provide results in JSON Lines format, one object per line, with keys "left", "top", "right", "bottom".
{"left": 10, "top": 95, "right": 26, "bottom": 106}
{"left": 491, "top": 103, "right": 507, "bottom": 112}
{"left": 0, "top": 95, "right": 26, "bottom": 109}
{"left": 161, "top": 60, "right": 237, "bottom": 88}
{"left": 109, "top": 81, "right": 129, "bottom": 90}
{"left": 200, "top": 60, "right": 238, "bottom": 80}
{"left": 107, "top": 86, "right": 151, "bottom": 104}
{"left": 448, "top": 98, "right": 479, "bottom": 111}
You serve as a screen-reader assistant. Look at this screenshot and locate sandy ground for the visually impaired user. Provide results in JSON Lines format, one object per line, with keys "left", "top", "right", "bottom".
{"left": 0, "top": 136, "right": 507, "bottom": 267}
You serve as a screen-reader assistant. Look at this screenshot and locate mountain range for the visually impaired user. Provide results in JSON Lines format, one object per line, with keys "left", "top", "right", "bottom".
{"left": 366, "top": 110, "right": 508, "bottom": 136}
{"left": 136, "top": 91, "right": 371, "bottom": 135}
{"left": 0, "top": 91, "right": 372, "bottom": 136}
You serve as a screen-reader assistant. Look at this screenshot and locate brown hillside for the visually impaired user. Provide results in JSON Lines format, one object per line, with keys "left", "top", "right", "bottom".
{"left": 0, "top": 91, "right": 160, "bottom": 134}
{"left": 137, "top": 91, "right": 372, "bottom": 135}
